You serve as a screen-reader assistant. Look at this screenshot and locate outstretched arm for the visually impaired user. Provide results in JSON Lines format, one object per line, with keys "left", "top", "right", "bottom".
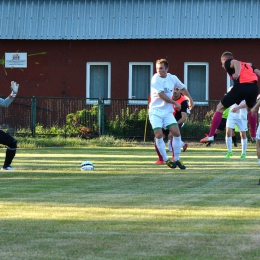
{"left": 180, "top": 88, "right": 194, "bottom": 110}
{"left": 0, "top": 81, "right": 19, "bottom": 107}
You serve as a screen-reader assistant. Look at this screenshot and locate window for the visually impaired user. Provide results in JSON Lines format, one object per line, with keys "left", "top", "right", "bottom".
{"left": 184, "top": 62, "right": 209, "bottom": 105}
{"left": 226, "top": 74, "right": 234, "bottom": 92}
{"left": 86, "top": 62, "right": 111, "bottom": 104}
{"left": 129, "top": 62, "right": 153, "bottom": 104}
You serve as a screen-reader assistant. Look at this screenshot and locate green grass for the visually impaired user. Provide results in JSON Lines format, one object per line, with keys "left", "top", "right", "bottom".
{"left": 0, "top": 144, "right": 260, "bottom": 260}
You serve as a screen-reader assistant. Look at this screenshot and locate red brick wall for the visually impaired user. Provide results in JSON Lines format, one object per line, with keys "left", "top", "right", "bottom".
{"left": 0, "top": 39, "right": 259, "bottom": 99}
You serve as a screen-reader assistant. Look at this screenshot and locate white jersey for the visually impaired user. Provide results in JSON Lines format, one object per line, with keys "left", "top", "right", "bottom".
{"left": 149, "top": 73, "right": 185, "bottom": 113}
{"left": 227, "top": 100, "right": 247, "bottom": 120}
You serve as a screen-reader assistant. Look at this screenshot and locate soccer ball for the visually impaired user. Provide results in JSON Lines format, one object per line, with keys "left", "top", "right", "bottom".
{"left": 80, "top": 161, "right": 94, "bottom": 171}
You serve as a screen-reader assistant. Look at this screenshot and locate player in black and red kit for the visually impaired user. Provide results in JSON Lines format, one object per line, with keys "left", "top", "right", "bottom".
{"left": 201, "top": 51, "right": 260, "bottom": 143}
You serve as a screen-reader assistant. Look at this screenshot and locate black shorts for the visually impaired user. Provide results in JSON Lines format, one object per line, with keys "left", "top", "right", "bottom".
{"left": 221, "top": 83, "right": 258, "bottom": 109}
{"left": 162, "top": 128, "right": 169, "bottom": 137}
{"left": 217, "top": 118, "right": 227, "bottom": 131}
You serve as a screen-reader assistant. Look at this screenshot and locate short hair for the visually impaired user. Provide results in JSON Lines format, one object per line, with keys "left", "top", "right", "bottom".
{"left": 156, "top": 59, "right": 169, "bottom": 69}
{"left": 221, "top": 51, "right": 234, "bottom": 59}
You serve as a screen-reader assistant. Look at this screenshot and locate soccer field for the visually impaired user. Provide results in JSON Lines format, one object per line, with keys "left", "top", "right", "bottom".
{"left": 0, "top": 144, "right": 260, "bottom": 260}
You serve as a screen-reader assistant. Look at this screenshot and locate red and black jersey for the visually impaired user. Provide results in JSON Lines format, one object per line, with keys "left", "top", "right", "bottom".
{"left": 173, "top": 94, "right": 189, "bottom": 122}
{"left": 225, "top": 59, "right": 258, "bottom": 84}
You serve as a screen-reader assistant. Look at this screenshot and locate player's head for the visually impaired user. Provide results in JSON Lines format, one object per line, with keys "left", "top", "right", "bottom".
{"left": 221, "top": 51, "right": 234, "bottom": 68}
{"left": 173, "top": 86, "right": 181, "bottom": 99}
{"left": 156, "top": 59, "right": 169, "bottom": 69}
{"left": 156, "top": 59, "right": 169, "bottom": 78}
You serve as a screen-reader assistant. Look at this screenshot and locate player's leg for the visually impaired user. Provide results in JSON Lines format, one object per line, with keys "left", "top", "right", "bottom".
{"left": 168, "top": 123, "right": 185, "bottom": 170}
{"left": 243, "top": 83, "right": 258, "bottom": 143}
{"left": 154, "top": 128, "right": 169, "bottom": 164}
{"left": 244, "top": 83, "right": 258, "bottom": 112}
{"left": 225, "top": 127, "right": 233, "bottom": 158}
{"left": 153, "top": 128, "right": 169, "bottom": 162}
{"left": 232, "top": 128, "right": 238, "bottom": 147}
{"left": 236, "top": 119, "right": 248, "bottom": 158}
{"left": 240, "top": 131, "right": 247, "bottom": 158}
{"left": 167, "top": 131, "right": 173, "bottom": 152}
{"left": 200, "top": 102, "right": 225, "bottom": 143}
{"left": 256, "top": 124, "right": 260, "bottom": 165}
{"left": 179, "top": 123, "right": 188, "bottom": 152}
{"left": 201, "top": 88, "right": 241, "bottom": 143}
{"left": 149, "top": 112, "right": 175, "bottom": 168}
{"left": 0, "top": 130, "right": 17, "bottom": 170}
{"left": 154, "top": 137, "right": 164, "bottom": 164}
{"left": 248, "top": 112, "right": 257, "bottom": 142}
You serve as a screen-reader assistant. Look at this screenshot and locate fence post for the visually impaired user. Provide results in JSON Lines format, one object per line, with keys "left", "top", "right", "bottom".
{"left": 98, "top": 98, "right": 104, "bottom": 136}
{"left": 31, "top": 96, "right": 36, "bottom": 137}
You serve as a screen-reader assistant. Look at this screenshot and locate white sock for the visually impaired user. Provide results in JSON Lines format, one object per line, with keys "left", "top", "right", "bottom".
{"left": 155, "top": 137, "right": 168, "bottom": 162}
{"left": 241, "top": 138, "right": 247, "bottom": 154}
{"left": 168, "top": 140, "right": 172, "bottom": 151}
{"left": 173, "top": 136, "right": 181, "bottom": 161}
{"left": 225, "top": 136, "right": 232, "bottom": 152}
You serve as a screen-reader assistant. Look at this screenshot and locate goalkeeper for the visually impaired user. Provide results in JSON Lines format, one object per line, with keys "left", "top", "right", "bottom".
{"left": 0, "top": 81, "right": 19, "bottom": 170}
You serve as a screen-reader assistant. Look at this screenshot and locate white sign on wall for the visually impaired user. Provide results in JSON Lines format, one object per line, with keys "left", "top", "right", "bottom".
{"left": 5, "top": 52, "right": 27, "bottom": 68}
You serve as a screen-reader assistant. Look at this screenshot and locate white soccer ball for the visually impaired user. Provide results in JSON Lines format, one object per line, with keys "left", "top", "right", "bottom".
{"left": 80, "top": 161, "right": 94, "bottom": 171}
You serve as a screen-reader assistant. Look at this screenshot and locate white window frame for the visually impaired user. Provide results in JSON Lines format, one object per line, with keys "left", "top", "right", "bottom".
{"left": 226, "top": 74, "right": 233, "bottom": 92}
{"left": 128, "top": 62, "right": 153, "bottom": 105}
{"left": 86, "top": 62, "right": 111, "bottom": 105}
{"left": 184, "top": 62, "right": 209, "bottom": 105}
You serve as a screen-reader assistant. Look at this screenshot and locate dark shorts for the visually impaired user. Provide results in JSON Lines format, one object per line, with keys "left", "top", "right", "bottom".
{"left": 0, "top": 130, "right": 17, "bottom": 148}
{"left": 221, "top": 83, "right": 258, "bottom": 109}
{"left": 162, "top": 128, "right": 169, "bottom": 137}
{"left": 217, "top": 118, "right": 227, "bottom": 131}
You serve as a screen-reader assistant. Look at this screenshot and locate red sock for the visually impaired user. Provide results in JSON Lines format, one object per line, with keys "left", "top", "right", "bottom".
{"left": 155, "top": 143, "right": 163, "bottom": 161}
{"left": 209, "top": 111, "right": 223, "bottom": 137}
{"left": 248, "top": 112, "right": 257, "bottom": 138}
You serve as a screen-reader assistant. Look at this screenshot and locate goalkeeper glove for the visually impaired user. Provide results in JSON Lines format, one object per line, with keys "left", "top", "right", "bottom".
{"left": 10, "top": 81, "right": 19, "bottom": 98}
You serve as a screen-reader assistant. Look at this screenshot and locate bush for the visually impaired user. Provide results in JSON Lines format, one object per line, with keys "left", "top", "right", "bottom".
{"left": 13, "top": 135, "right": 138, "bottom": 148}
{"left": 106, "top": 108, "right": 152, "bottom": 138}
{"left": 65, "top": 105, "right": 99, "bottom": 138}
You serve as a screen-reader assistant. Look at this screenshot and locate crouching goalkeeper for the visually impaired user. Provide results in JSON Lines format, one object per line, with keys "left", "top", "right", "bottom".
{"left": 0, "top": 81, "right": 19, "bottom": 170}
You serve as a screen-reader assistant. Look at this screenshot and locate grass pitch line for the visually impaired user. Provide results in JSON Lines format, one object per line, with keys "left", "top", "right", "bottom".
{"left": 185, "top": 170, "right": 250, "bottom": 192}
{"left": 1, "top": 230, "right": 260, "bottom": 238}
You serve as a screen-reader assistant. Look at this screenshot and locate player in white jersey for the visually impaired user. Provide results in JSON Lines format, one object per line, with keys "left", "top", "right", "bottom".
{"left": 149, "top": 59, "right": 194, "bottom": 169}
{"left": 225, "top": 87, "right": 248, "bottom": 159}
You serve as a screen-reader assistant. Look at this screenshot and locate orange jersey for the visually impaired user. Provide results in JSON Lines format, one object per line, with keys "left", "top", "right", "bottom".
{"left": 229, "top": 61, "right": 258, "bottom": 83}
{"left": 239, "top": 62, "right": 258, "bottom": 83}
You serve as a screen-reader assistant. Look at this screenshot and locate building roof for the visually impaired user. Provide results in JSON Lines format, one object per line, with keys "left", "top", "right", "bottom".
{"left": 1, "top": 0, "right": 259, "bottom": 40}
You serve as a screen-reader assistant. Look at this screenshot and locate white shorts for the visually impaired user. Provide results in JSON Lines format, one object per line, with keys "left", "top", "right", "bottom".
{"left": 149, "top": 108, "right": 177, "bottom": 130}
{"left": 256, "top": 124, "right": 260, "bottom": 140}
{"left": 226, "top": 118, "right": 248, "bottom": 132}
